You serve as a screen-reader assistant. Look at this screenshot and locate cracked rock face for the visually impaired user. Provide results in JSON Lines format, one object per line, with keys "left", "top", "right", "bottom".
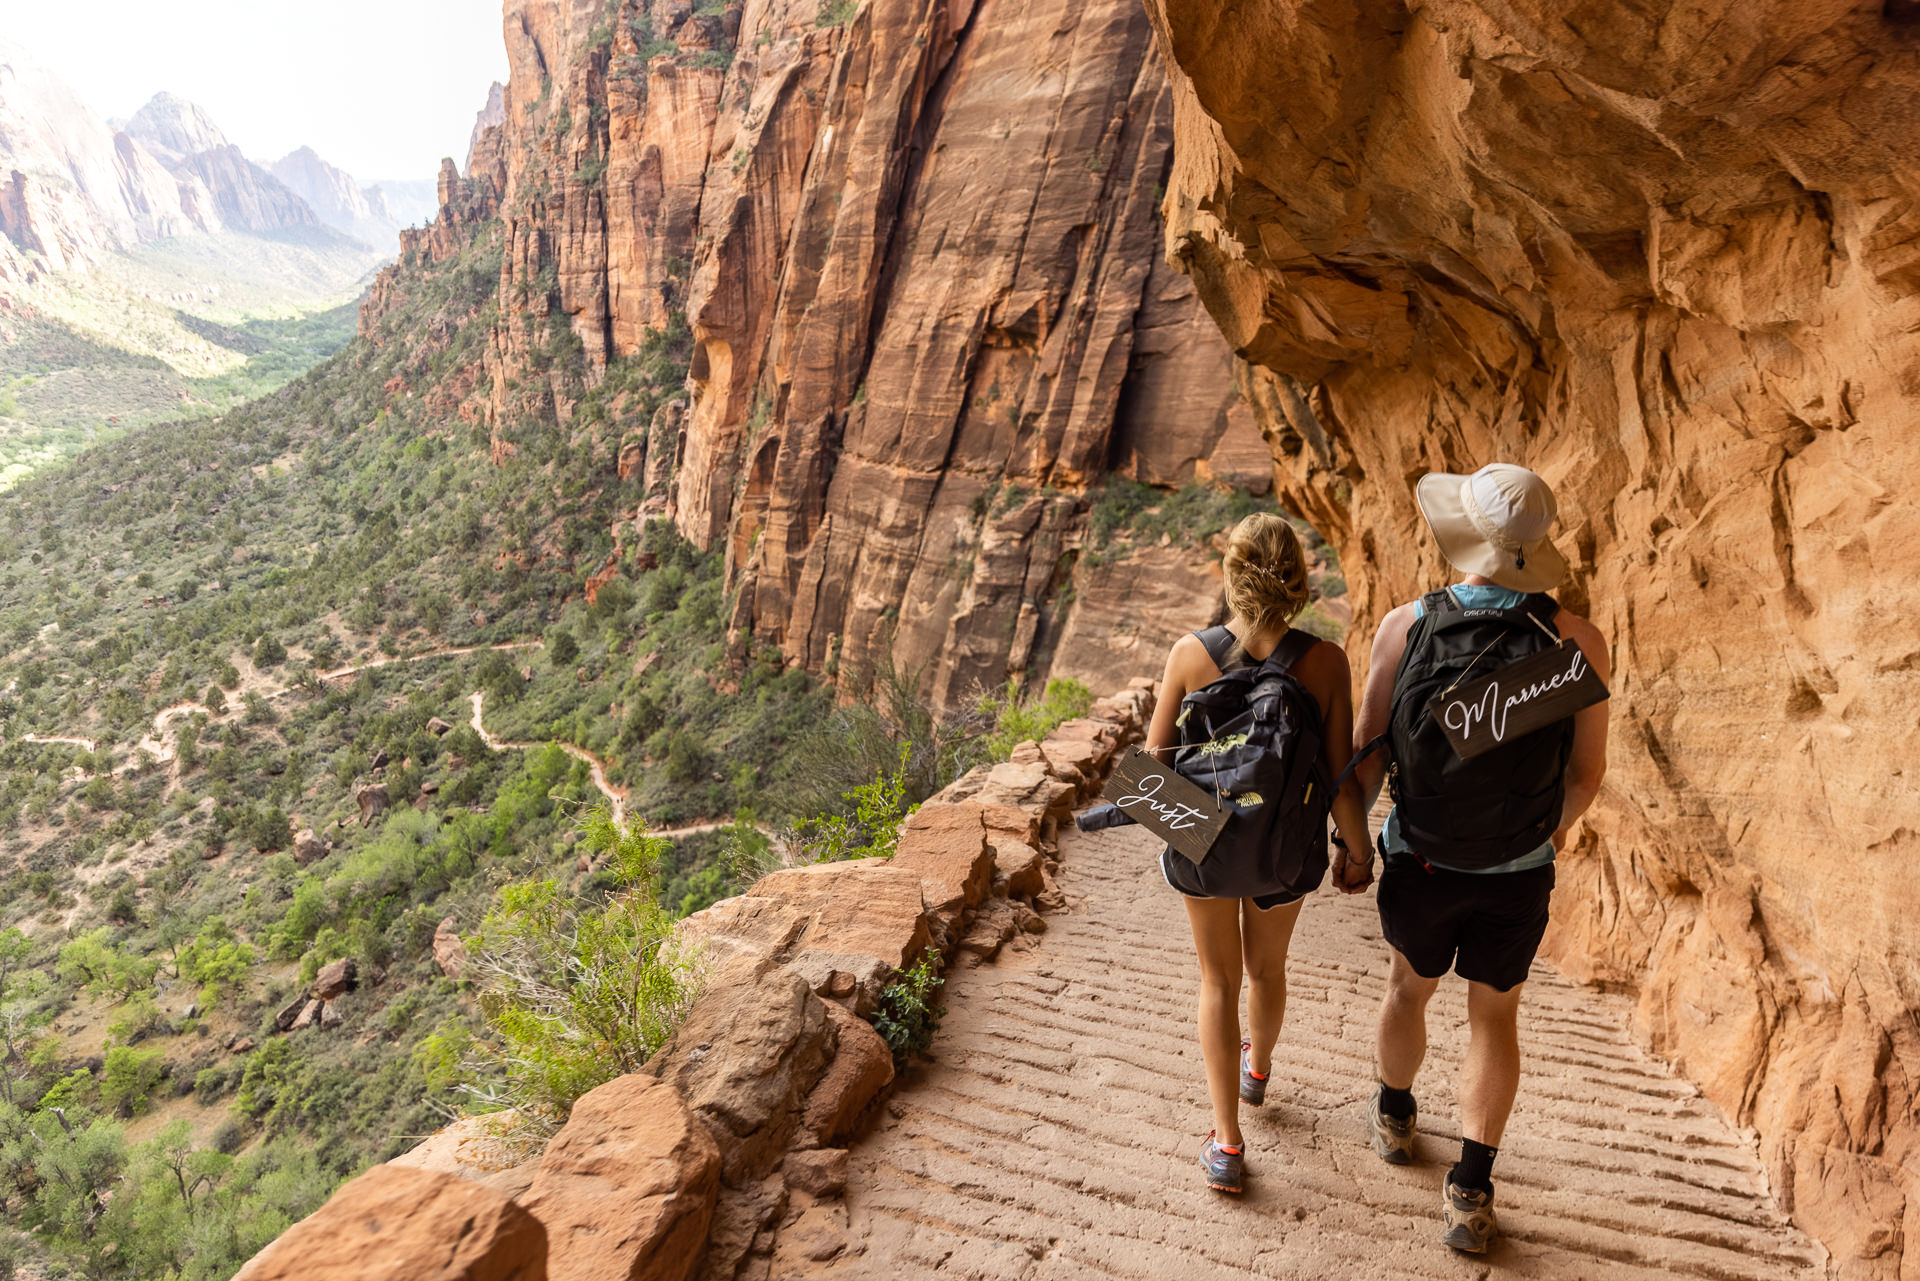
{"left": 1144, "top": 3, "right": 1920, "bottom": 1272}
{"left": 377, "top": 0, "right": 1296, "bottom": 703}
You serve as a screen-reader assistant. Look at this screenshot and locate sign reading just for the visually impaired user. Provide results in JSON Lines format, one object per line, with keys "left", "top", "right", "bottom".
{"left": 1429, "top": 639, "right": 1609, "bottom": 760}
{"left": 1103, "top": 748, "right": 1230, "bottom": 865}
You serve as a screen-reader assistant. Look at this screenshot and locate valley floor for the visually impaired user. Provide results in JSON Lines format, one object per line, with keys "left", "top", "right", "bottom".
{"left": 803, "top": 821, "right": 1824, "bottom": 1280}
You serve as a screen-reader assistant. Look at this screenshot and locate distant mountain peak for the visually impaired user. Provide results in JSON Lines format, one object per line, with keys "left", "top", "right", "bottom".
{"left": 125, "top": 91, "right": 231, "bottom": 161}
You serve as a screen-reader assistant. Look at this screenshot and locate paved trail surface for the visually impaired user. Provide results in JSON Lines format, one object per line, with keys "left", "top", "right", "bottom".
{"left": 809, "top": 823, "right": 1823, "bottom": 1280}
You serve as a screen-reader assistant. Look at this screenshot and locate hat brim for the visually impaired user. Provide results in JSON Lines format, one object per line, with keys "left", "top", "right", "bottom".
{"left": 1415, "top": 472, "right": 1569, "bottom": 593}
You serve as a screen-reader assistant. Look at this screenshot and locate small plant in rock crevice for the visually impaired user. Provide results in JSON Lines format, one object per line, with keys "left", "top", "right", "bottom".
{"left": 871, "top": 947, "right": 945, "bottom": 1068}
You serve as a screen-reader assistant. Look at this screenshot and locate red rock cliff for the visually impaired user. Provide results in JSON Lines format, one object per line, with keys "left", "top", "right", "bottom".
{"left": 383, "top": 0, "right": 1290, "bottom": 702}
{"left": 1144, "top": 3, "right": 1920, "bottom": 1274}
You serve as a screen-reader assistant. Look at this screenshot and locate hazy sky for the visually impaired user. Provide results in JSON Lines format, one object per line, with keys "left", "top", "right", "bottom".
{"left": 0, "top": 0, "right": 509, "bottom": 182}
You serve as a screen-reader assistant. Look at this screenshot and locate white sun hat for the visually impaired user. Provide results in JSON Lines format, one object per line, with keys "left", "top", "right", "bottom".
{"left": 1414, "top": 463, "right": 1569, "bottom": 593}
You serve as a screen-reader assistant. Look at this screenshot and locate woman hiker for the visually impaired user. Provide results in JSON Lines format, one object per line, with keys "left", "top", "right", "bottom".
{"left": 1141, "top": 511, "right": 1375, "bottom": 1193}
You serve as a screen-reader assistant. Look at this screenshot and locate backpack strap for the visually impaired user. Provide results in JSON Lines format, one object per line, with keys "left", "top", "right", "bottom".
{"left": 1522, "top": 592, "right": 1561, "bottom": 638}
{"left": 1260, "top": 626, "right": 1321, "bottom": 676}
{"left": 1420, "top": 588, "right": 1458, "bottom": 617}
{"left": 1193, "top": 625, "right": 1238, "bottom": 670}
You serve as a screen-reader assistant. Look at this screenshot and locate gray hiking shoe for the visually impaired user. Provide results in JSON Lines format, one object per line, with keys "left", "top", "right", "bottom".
{"left": 1199, "top": 1131, "right": 1245, "bottom": 1194}
{"left": 1441, "top": 1181, "right": 1498, "bottom": 1253}
{"left": 1367, "top": 1083, "right": 1416, "bottom": 1165}
{"left": 1239, "top": 1040, "right": 1268, "bottom": 1106}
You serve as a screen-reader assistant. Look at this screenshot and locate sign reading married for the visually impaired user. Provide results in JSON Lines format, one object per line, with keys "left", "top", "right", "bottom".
{"left": 1102, "top": 748, "right": 1231, "bottom": 865}
{"left": 1429, "top": 639, "right": 1609, "bottom": 760}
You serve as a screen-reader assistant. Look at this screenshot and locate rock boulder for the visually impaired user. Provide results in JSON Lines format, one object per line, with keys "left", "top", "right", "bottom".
{"left": 231, "top": 1163, "right": 546, "bottom": 1281}
{"left": 519, "top": 1075, "right": 719, "bottom": 1281}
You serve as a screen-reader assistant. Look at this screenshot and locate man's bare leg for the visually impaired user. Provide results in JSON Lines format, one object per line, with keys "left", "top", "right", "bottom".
{"left": 1378, "top": 947, "right": 1441, "bottom": 1090}
{"left": 1460, "top": 980, "right": 1525, "bottom": 1147}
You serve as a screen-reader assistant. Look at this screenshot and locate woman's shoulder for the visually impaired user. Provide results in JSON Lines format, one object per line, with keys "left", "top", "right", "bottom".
{"left": 1288, "top": 629, "right": 1352, "bottom": 697}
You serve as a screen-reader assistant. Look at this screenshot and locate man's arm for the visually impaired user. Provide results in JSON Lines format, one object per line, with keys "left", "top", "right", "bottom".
{"left": 1352, "top": 602, "right": 1417, "bottom": 810}
{"left": 1552, "top": 611, "right": 1612, "bottom": 848}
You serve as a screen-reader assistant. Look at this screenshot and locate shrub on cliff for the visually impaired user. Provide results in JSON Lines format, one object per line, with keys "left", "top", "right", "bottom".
{"left": 976, "top": 677, "right": 1092, "bottom": 760}
{"left": 426, "top": 806, "right": 698, "bottom": 1133}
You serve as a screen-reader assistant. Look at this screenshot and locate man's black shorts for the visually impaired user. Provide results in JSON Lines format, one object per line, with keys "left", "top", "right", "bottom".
{"left": 1375, "top": 850, "right": 1554, "bottom": 992}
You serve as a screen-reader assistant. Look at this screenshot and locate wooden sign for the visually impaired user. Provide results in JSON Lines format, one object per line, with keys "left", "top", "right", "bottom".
{"left": 1428, "top": 639, "right": 1608, "bottom": 760}
{"left": 1101, "top": 748, "right": 1231, "bottom": 865}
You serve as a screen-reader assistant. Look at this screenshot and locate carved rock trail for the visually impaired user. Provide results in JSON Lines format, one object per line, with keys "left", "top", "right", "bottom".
{"left": 805, "top": 822, "right": 1823, "bottom": 1280}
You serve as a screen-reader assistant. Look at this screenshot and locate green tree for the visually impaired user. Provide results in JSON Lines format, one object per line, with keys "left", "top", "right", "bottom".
{"left": 450, "top": 807, "right": 698, "bottom": 1131}
{"left": 251, "top": 633, "right": 287, "bottom": 668}
{"left": 0, "top": 928, "right": 51, "bottom": 1107}
{"left": 547, "top": 628, "right": 579, "bottom": 666}
{"left": 99, "top": 1046, "right": 164, "bottom": 1117}
{"left": 177, "top": 918, "right": 255, "bottom": 1010}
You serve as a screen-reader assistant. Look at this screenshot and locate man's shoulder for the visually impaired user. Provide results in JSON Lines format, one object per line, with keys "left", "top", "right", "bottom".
{"left": 1550, "top": 604, "right": 1611, "bottom": 676}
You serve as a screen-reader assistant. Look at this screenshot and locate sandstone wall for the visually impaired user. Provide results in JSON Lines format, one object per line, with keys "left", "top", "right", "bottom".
{"left": 1143, "top": 3, "right": 1920, "bottom": 1275}
{"left": 398, "top": 0, "right": 1297, "bottom": 702}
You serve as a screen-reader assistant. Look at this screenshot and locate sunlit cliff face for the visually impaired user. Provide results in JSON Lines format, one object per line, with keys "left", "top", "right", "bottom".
{"left": 1144, "top": 1, "right": 1920, "bottom": 1272}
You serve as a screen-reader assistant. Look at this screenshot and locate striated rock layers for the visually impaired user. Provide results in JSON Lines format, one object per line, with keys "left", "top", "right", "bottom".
{"left": 1145, "top": 3, "right": 1920, "bottom": 1275}
{"left": 374, "top": 0, "right": 1293, "bottom": 702}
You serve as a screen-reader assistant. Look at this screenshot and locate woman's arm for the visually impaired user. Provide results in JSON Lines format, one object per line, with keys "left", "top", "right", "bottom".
{"left": 1316, "top": 645, "right": 1375, "bottom": 894}
{"left": 1144, "top": 635, "right": 1202, "bottom": 758}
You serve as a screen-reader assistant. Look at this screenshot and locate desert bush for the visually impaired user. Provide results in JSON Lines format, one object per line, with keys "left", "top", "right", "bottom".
{"left": 429, "top": 807, "right": 698, "bottom": 1134}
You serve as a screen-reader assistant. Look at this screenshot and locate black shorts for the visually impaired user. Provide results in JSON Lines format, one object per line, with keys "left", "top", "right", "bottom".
{"left": 1162, "top": 850, "right": 1303, "bottom": 911}
{"left": 1375, "top": 850, "right": 1554, "bottom": 992}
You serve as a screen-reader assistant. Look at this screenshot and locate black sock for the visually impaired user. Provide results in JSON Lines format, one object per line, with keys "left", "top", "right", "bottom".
{"left": 1377, "top": 1082, "right": 1416, "bottom": 1122}
{"left": 1451, "top": 1138, "right": 1498, "bottom": 1193}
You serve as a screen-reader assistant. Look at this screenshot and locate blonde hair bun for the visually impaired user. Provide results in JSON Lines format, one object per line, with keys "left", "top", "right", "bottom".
{"left": 1222, "top": 512, "right": 1310, "bottom": 632}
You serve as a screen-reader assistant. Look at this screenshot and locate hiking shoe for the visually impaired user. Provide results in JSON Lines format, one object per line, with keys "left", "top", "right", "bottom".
{"left": 1367, "top": 1083, "right": 1417, "bottom": 1165}
{"left": 1239, "top": 1040, "right": 1269, "bottom": 1106}
{"left": 1199, "top": 1131, "right": 1245, "bottom": 1194}
{"left": 1441, "top": 1180, "right": 1498, "bottom": 1253}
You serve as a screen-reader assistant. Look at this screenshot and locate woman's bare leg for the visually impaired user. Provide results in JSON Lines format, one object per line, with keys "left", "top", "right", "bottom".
{"left": 1184, "top": 895, "right": 1248, "bottom": 1146}
{"left": 1241, "top": 897, "right": 1305, "bottom": 1076}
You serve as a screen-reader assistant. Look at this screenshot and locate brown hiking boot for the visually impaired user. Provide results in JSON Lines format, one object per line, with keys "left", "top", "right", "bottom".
{"left": 1441, "top": 1180, "right": 1498, "bottom": 1253}
{"left": 1367, "top": 1083, "right": 1416, "bottom": 1165}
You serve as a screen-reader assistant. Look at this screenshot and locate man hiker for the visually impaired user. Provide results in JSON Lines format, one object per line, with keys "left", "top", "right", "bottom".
{"left": 1345, "top": 462, "right": 1611, "bottom": 1253}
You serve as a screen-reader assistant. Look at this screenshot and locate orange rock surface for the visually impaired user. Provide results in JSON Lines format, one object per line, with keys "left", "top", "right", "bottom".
{"left": 367, "top": 0, "right": 1306, "bottom": 703}
{"left": 1144, "top": 3, "right": 1920, "bottom": 1273}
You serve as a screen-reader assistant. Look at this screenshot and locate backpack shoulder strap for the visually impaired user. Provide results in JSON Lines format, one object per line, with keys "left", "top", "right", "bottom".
{"left": 1522, "top": 592, "right": 1561, "bottom": 637}
{"left": 1419, "top": 588, "right": 1457, "bottom": 617}
{"left": 1194, "top": 625, "right": 1238, "bottom": 670}
{"left": 1262, "top": 626, "right": 1321, "bottom": 675}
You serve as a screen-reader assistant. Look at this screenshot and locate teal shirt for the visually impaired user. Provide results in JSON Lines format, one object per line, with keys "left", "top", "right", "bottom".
{"left": 1380, "top": 585, "right": 1556, "bottom": 875}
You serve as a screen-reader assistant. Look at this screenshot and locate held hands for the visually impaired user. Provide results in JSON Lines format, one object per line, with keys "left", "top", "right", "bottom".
{"left": 1330, "top": 834, "right": 1374, "bottom": 895}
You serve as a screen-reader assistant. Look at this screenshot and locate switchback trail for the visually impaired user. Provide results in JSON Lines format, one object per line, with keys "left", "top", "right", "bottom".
{"left": 465, "top": 691, "right": 781, "bottom": 846}
{"left": 9, "top": 641, "right": 545, "bottom": 780}
{"left": 806, "top": 822, "right": 1824, "bottom": 1280}
{"left": 469, "top": 690, "right": 628, "bottom": 826}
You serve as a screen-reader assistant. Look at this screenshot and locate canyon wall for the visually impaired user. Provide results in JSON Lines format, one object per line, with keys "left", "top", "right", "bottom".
{"left": 1144, "top": 2, "right": 1920, "bottom": 1275}
{"left": 400, "top": 0, "right": 1294, "bottom": 703}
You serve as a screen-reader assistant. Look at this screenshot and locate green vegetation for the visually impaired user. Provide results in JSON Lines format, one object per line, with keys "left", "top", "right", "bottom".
{"left": 977, "top": 677, "right": 1092, "bottom": 760}
{"left": 1085, "top": 477, "right": 1281, "bottom": 557}
{"left": 0, "top": 222, "right": 379, "bottom": 491}
{"left": 783, "top": 744, "right": 918, "bottom": 865}
{"left": 423, "top": 808, "right": 696, "bottom": 1137}
{"left": 0, "top": 220, "right": 841, "bottom": 1277}
{"left": 871, "top": 948, "right": 946, "bottom": 1067}
{"left": 817, "top": 0, "right": 860, "bottom": 26}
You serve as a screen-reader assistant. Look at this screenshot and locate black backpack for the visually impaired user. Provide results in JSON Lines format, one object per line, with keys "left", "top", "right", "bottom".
{"left": 1158, "top": 626, "right": 1333, "bottom": 900}
{"left": 1386, "top": 589, "right": 1573, "bottom": 869}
